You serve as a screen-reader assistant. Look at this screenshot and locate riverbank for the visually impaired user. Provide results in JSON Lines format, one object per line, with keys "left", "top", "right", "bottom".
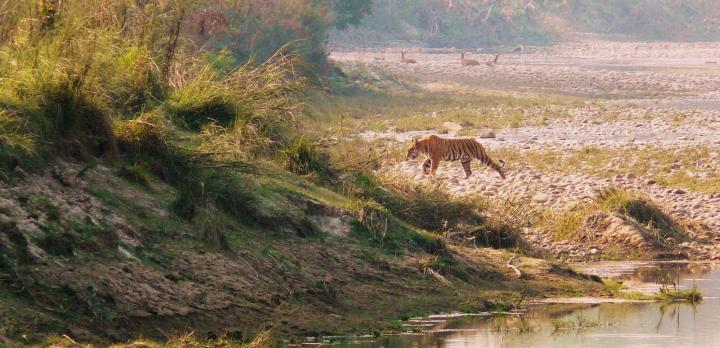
{"left": 314, "top": 261, "right": 718, "bottom": 348}
{"left": 325, "top": 39, "right": 720, "bottom": 263}
{"left": 0, "top": 159, "right": 611, "bottom": 346}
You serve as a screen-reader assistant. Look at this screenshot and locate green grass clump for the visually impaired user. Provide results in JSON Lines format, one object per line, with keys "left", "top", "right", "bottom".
{"left": 166, "top": 70, "right": 237, "bottom": 131}
{"left": 281, "top": 136, "right": 332, "bottom": 177}
{"left": 353, "top": 201, "right": 444, "bottom": 256}
{"left": 551, "top": 315, "right": 599, "bottom": 333}
{"left": 545, "top": 189, "right": 687, "bottom": 243}
{"left": 116, "top": 163, "right": 151, "bottom": 188}
{"left": 351, "top": 173, "right": 483, "bottom": 232}
{"left": 656, "top": 286, "right": 702, "bottom": 304}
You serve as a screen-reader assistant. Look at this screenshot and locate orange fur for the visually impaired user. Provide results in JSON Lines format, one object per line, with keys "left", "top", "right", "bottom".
{"left": 406, "top": 134, "right": 505, "bottom": 179}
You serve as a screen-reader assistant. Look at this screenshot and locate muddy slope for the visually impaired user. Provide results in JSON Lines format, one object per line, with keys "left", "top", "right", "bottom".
{"left": 0, "top": 161, "right": 605, "bottom": 345}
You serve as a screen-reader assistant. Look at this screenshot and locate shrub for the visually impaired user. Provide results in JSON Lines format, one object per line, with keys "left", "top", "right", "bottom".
{"left": 546, "top": 189, "right": 688, "bottom": 243}
{"left": 353, "top": 173, "right": 483, "bottom": 231}
{"left": 166, "top": 68, "right": 236, "bottom": 131}
{"left": 0, "top": 109, "right": 36, "bottom": 179}
{"left": 117, "top": 163, "right": 151, "bottom": 187}
{"left": 10, "top": 58, "right": 118, "bottom": 159}
{"left": 282, "top": 136, "right": 332, "bottom": 177}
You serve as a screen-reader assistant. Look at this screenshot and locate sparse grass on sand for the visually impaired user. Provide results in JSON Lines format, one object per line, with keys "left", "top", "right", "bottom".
{"left": 305, "top": 88, "right": 588, "bottom": 136}
{"left": 495, "top": 146, "right": 720, "bottom": 194}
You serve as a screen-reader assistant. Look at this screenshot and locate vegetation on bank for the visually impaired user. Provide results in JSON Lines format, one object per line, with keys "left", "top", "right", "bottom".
{"left": 604, "top": 279, "right": 702, "bottom": 304}
{"left": 1, "top": 1, "right": 707, "bottom": 346}
{"left": 543, "top": 189, "right": 687, "bottom": 243}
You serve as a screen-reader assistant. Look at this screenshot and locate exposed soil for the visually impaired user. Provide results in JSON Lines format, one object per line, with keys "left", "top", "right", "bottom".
{"left": 0, "top": 161, "right": 606, "bottom": 345}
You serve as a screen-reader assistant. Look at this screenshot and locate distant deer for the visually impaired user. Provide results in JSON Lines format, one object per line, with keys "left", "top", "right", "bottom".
{"left": 400, "top": 51, "right": 417, "bottom": 64}
{"left": 460, "top": 52, "right": 480, "bottom": 66}
{"left": 486, "top": 54, "right": 500, "bottom": 67}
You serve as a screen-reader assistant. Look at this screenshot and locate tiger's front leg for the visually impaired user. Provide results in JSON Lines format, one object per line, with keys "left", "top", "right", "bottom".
{"left": 422, "top": 159, "right": 431, "bottom": 174}
{"left": 461, "top": 159, "right": 472, "bottom": 179}
{"left": 430, "top": 158, "right": 440, "bottom": 175}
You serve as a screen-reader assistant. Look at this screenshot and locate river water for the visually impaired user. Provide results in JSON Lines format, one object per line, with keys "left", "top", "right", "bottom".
{"left": 339, "top": 262, "right": 720, "bottom": 348}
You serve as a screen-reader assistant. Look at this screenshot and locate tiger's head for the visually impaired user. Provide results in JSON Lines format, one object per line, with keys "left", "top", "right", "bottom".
{"left": 406, "top": 137, "right": 422, "bottom": 160}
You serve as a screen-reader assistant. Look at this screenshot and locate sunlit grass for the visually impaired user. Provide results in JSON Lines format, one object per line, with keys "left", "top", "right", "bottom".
{"left": 305, "top": 88, "right": 587, "bottom": 137}
{"left": 541, "top": 188, "right": 687, "bottom": 243}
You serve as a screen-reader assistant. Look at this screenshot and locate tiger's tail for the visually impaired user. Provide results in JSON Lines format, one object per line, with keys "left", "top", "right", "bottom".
{"left": 471, "top": 141, "right": 506, "bottom": 179}
{"left": 486, "top": 158, "right": 506, "bottom": 179}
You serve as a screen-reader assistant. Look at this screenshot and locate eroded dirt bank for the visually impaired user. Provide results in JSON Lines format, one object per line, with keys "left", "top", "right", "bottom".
{"left": 0, "top": 162, "right": 606, "bottom": 345}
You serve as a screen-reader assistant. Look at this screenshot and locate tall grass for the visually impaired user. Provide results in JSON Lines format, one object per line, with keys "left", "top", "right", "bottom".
{"left": 0, "top": 1, "right": 308, "bottom": 166}
{"left": 0, "top": 1, "right": 311, "bottom": 231}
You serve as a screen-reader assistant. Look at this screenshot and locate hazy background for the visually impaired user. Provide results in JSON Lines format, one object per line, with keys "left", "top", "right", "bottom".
{"left": 331, "top": 0, "right": 720, "bottom": 48}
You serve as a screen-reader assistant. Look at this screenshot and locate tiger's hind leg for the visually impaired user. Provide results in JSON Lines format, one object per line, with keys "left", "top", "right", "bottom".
{"left": 461, "top": 159, "right": 472, "bottom": 179}
{"left": 422, "top": 159, "right": 431, "bottom": 174}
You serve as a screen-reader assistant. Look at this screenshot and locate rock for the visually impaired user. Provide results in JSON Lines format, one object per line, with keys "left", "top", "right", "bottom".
{"left": 673, "top": 188, "right": 687, "bottom": 195}
{"left": 626, "top": 173, "right": 636, "bottom": 179}
{"left": 118, "top": 246, "right": 141, "bottom": 261}
{"left": 479, "top": 131, "right": 496, "bottom": 139}
{"left": 589, "top": 248, "right": 599, "bottom": 254}
{"left": 532, "top": 193, "right": 550, "bottom": 203}
{"left": 441, "top": 121, "right": 463, "bottom": 133}
{"left": 646, "top": 179, "right": 657, "bottom": 185}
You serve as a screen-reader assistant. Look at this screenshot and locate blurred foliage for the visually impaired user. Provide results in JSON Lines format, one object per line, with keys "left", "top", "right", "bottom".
{"left": 331, "top": 0, "right": 720, "bottom": 47}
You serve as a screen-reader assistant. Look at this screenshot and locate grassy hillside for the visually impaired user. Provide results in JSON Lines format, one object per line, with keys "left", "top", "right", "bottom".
{"left": 330, "top": 0, "right": 720, "bottom": 48}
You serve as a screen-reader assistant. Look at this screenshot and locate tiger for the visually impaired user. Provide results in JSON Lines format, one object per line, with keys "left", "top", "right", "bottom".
{"left": 406, "top": 134, "right": 506, "bottom": 179}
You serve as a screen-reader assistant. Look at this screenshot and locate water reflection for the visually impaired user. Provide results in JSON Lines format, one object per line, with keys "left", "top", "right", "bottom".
{"left": 339, "top": 262, "right": 720, "bottom": 348}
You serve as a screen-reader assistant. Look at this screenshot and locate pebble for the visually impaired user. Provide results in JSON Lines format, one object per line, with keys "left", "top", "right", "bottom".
{"left": 479, "top": 131, "right": 496, "bottom": 139}
{"left": 532, "top": 193, "right": 551, "bottom": 203}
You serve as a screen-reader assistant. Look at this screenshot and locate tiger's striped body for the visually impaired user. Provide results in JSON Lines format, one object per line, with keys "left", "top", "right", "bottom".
{"left": 406, "top": 135, "right": 506, "bottom": 179}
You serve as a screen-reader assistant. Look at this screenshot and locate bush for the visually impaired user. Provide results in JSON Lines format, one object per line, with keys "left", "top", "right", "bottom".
{"left": 0, "top": 109, "right": 36, "bottom": 179}
{"left": 117, "top": 163, "right": 151, "bottom": 187}
{"left": 547, "top": 189, "right": 688, "bottom": 243}
{"left": 353, "top": 173, "right": 483, "bottom": 231}
{"left": 166, "top": 68, "right": 237, "bottom": 131}
{"left": 282, "top": 136, "right": 332, "bottom": 177}
{"left": 355, "top": 201, "right": 444, "bottom": 255}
